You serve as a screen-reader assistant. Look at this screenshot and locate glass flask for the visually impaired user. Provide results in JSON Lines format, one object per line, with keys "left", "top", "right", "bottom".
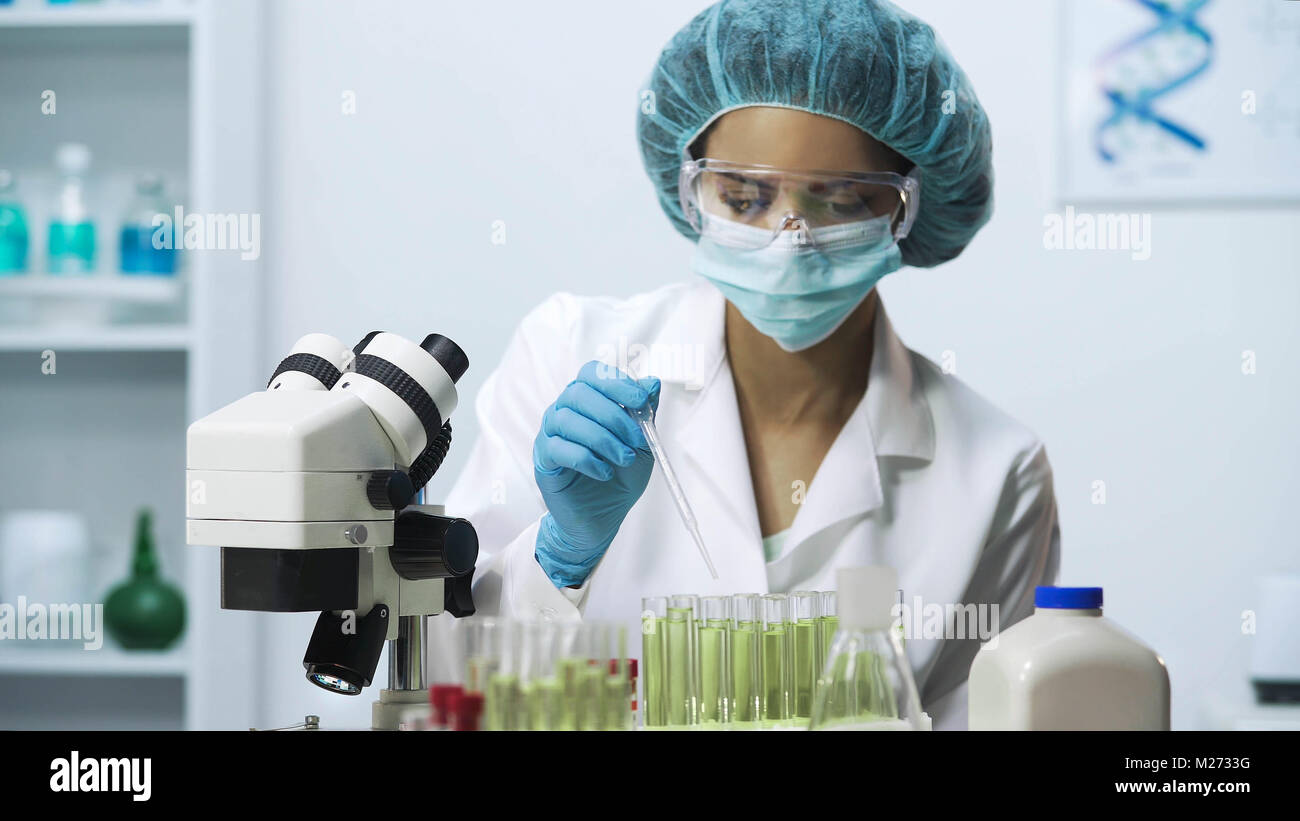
{"left": 809, "top": 567, "right": 926, "bottom": 731}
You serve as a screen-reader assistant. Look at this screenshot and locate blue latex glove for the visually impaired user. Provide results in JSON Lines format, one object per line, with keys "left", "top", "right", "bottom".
{"left": 533, "top": 360, "right": 661, "bottom": 588}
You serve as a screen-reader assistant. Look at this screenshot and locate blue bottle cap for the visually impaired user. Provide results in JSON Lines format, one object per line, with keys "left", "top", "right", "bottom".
{"left": 1035, "top": 586, "right": 1103, "bottom": 609}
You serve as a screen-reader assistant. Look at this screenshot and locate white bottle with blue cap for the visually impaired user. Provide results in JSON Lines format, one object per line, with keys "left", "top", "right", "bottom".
{"left": 968, "top": 587, "right": 1170, "bottom": 730}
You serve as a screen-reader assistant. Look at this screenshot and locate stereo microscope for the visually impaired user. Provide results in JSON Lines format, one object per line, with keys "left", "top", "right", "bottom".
{"left": 186, "top": 330, "right": 478, "bottom": 729}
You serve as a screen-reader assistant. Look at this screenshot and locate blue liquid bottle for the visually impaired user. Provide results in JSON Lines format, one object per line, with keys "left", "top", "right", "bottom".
{"left": 0, "top": 169, "right": 29, "bottom": 275}
{"left": 47, "top": 143, "right": 95, "bottom": 275}
{"left": 120, "top": 174, "right": 178, "bottom": 276}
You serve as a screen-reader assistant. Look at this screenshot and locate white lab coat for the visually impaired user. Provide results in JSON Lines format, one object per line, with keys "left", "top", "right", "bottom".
{"left": 430, "top": 280, "right": 1060, "bottom": 730}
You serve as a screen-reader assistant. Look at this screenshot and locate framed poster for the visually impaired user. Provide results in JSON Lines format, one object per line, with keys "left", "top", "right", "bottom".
{"left": 1061, "top": 0, "right": 1300, "bottom": 202}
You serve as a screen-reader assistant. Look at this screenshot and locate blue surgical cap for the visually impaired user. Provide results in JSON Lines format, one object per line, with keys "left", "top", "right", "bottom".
{"left": 637, "top": 0, "right": 993, "bottom": 268}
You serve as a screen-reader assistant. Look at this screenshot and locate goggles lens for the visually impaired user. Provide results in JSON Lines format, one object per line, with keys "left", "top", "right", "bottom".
{"left": 681, "top": 161, "right": 917, "bottom": 251}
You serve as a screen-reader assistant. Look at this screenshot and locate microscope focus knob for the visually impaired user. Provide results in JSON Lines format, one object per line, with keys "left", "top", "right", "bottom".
{"left": 390, "top": 510, "right": 478, "bottom": 581}
{"left": 367, "top": 470, "right": 415, "bottom": 511}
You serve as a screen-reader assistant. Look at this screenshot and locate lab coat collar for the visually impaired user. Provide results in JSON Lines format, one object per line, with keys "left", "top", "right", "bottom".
{"left": 656, "top": 280, "right": 936, "bottom": 574}
{"left": 652, "top": 280, "right": 936, "bottom": 463}
{"left": 863, "top": 299, "right": 936, "bottom": 462}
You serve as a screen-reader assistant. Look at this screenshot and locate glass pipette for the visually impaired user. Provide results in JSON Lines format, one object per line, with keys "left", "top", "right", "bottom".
{"left": 626, "top": 403, "right": 719, "bottom": 580}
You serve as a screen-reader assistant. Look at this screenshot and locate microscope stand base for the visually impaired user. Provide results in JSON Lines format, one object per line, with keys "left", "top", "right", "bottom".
{"left": 371, "top": 688, "right": 429, "bottom": 730}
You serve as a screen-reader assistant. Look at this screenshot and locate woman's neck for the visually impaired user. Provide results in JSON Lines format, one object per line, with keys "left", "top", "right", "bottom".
{"left": 725, "top": 291, "right": 877, "bottom": 426}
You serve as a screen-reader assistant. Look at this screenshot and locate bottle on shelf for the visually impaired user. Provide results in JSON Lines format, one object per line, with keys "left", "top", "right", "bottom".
{"left": 47, "top": 143, "right": 96, "bottom": 275}
{"left": 0, "top": 169, "right": 29, "bottom": 275}
{"left": 104, "top": 509, "right": 187, "bottom": 651}
{"left": 120, "top": 173, "right": 179, "bottom": 276}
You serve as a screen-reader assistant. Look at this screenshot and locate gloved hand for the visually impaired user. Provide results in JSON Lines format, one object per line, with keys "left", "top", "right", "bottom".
{"left": 533, "top": 360, "right": 661, "bottom": 588}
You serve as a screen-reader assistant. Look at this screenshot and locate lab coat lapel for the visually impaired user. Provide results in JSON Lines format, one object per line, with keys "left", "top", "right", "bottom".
{"left": 653, "top": 283, "right": 768, "bottom": 590}
{"left": 644, "top": 286, "right": 935, "bottom": 592}
{"left": 767, "top": 301, "right": 936, "bottom": 575}
{"left": 767, "top": 379, "right": 884, "bottom": 577}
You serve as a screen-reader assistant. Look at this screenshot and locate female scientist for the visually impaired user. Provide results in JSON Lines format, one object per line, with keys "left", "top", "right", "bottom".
{"left": 439, "top": 0, "right": 1060, "bottom": 730}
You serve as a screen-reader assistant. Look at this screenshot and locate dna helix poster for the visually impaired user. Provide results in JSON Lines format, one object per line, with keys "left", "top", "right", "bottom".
{"left": 1061, "top": 0, "right": 1300, "bottom": 202}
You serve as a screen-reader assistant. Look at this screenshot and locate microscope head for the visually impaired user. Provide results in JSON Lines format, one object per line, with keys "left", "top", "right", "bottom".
{"left": 186, "top": 330, "right": 477, "bottom": 696}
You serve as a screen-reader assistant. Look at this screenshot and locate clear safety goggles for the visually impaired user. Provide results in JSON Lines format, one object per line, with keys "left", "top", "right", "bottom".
{"left": 679, "top": 159, "right": 921, "bottom": 251}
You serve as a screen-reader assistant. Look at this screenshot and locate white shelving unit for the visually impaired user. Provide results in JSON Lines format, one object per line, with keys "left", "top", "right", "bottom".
{"left": 0, "top": 644, "right": 190, "bottom": 677}
{"left": 0, "top": 274, "right": 184, "bottom": 302}
{"left": 0, "top": 323, "right": 191, "bottom": 351}
{"left": 0, "top": 0, "right": 264, "bottom": 729}
{"left": 0, "top": 0, "right": 195, "bottom": 27}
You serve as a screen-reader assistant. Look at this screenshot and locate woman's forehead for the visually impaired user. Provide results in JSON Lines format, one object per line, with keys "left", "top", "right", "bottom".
{"left": 697, "top": 106, "right": 896, "bottom": 173}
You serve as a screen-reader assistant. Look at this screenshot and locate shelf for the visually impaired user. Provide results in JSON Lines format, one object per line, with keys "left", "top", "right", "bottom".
{"left": 0, "top": 644, "right": 189, "bottom": 678}
{"left": 0, "top": 1, "right": 195, "bottom": 29}
{"left": 0, "top": 323, "right": 190, "bottom": 350}
{"left": 0, "top": 273, "right": 184, "bottom": 304}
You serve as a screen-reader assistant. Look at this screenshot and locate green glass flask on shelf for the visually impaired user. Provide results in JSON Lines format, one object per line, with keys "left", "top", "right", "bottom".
{"left": 104, "top": 509, "right": 186, "bottom": 650}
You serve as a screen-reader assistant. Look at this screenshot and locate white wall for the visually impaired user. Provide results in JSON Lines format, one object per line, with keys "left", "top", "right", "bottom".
{"left": 256, "top": 0, "right": 1299, "bottom": 729}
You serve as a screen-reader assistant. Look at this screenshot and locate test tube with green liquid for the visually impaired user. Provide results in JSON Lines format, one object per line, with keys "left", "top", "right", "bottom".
{"left": 516, "top": 620, "right": 537, "bottom": 729}
{"left": 462, "top": 618, "right": 496, "bottom": 695}
{"left": 524, "top": 621, "right": 564, "bottom": 730}
{"left": 730, "top": 594, "right": 762, "bottom": 724}
{"left": 602, "top": 625, "right": 632, "bottom": 731}
{"left": 485, "top": 620, "right": 523, "bottom": 731}
{"left": 666, "top": 594, "right": 700, "bottom": 725}
{"left": 575, "top": 623, "right": 607, "bottom": 730}
{"left": 817, "top": 591, "right": 839, "bottom": 684}
{"left": 641, "top": 597, "right": 668, "bottom": 727}
{"left": 789, "top": 591, "right": 820, "bottom": 718}
{"left": 760, "top": 594, "right": 792, "bottom": 722}
{"left": 554, "top": 622, "right": 589, "bottom": 731}
{"left": 698, "top": 596, "right": 732, "bottom": 725}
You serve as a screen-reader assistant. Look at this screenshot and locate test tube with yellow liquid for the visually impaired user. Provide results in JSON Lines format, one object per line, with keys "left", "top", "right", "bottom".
{"left": 730, "top": 594, "right": 762, "bottom": 725}
{"left": 666, "top": 594, "right": 700, "bottom": 725}
{"left": 698, "top": 595, "right": 732, "bottom": 725}
{"left": 760, "top": 594, "right": 792, "bottom": 723}
{"left": 484, "top": 620, "right": 524, "bottom": 731}
{"left": 641, "top": 596, "right": 668, "bottom": 727}
{"left": 789, "top": 591, "right": 820, "bottom": 718}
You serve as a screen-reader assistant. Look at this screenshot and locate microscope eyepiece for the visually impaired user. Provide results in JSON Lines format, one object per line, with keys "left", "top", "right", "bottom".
{"left": 334, "top": 332, "right": 465, "bottom": 466}
{"left": 267, "top": 333, "right": 354, "bottom": 391}
{"left": 419, "top": 333, "right": 468, "bottom": 383}
{"left": 352, "top": 330, "right": 383, "bottom": 355}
